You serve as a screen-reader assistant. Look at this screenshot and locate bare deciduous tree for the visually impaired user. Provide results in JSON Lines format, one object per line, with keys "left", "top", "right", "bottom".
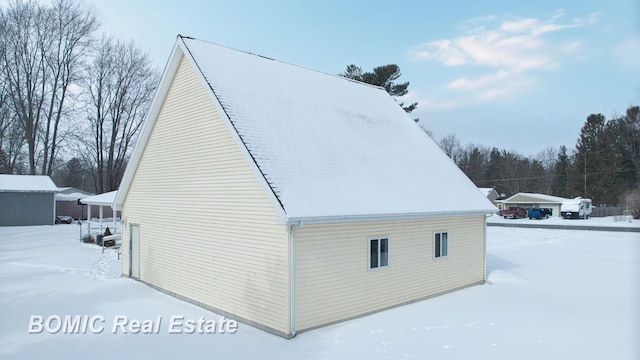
{"left": 0, "top": 0, "right": 98, "bottom": 175}
{"left": 82, "top": 35, "right": 159, "bottom": 193}
{"left": 439, "top": 133, "right": 462, "bottom": 162}
{"left": 0, "top": 78, "right": 26, "bottom": 173}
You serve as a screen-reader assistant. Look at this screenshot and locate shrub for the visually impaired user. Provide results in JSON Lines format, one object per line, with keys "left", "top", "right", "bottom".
{"left": 627, "top": 193, "right": 640, "bottom": 219}
{"left": 104, "top": 227, "right": 112, "bottom": 237}
{"left": 82, "top": 234, "right": 95, "bottom": 244}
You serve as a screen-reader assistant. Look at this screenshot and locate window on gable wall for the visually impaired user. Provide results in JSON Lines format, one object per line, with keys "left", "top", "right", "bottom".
{"left": 369, "top": 237, "right": 389, "bottom": 269}
{"left": 434, "top": 232, "right": 448, "bottom": 258}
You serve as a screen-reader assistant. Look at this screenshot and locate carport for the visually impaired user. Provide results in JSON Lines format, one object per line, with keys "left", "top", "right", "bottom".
{"left": 80, "top": 190, "right": 119, "bottom": 235}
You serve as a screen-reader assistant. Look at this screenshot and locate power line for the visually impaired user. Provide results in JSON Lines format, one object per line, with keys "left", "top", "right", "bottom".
{"left": 474, "top": 168, "right": 637, "bottom": 184}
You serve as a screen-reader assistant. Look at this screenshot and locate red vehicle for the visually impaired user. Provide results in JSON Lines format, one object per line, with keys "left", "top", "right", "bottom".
{"left": 499, "top": 206, "right": 527, "bottom": 219}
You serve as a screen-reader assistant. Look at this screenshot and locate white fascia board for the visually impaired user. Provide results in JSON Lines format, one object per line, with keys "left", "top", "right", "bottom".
{"left": 285, "top": 209, "right": 498, "bottom": 225}
{"left": 113, "top": 39, "right": 186, "bottom": 211}
{"left": 178, "top": 37, "right": 288, "bottom": 224}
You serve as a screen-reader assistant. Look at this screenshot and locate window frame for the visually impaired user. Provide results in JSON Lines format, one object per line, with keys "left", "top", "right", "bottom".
{"left": 368, "top": 236, "right": 389, "bottom": 270}
{"left": 434, "top": 231, "right": 449, "bottom": 259}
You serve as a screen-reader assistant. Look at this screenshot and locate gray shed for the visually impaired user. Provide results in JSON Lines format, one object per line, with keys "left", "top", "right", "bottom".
{"left": 0, "top": 175, "right": 59, "bottom": 226}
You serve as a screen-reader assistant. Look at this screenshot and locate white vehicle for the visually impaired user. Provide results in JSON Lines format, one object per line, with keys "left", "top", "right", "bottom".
{"left": 561, "top": 197, "right": 592, "bottom": 219}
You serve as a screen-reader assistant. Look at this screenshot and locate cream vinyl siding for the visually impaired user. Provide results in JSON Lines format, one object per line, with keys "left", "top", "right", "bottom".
{"left": 294, "top": 215, "right": 486, "bottom": 331}
{"left": 121, "top": 56, "right": 289, "bottom": 334}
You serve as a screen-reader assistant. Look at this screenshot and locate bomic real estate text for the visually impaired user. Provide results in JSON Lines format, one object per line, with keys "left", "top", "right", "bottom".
{"left": 27, "top": 314, "right": 239, "bottom": 335}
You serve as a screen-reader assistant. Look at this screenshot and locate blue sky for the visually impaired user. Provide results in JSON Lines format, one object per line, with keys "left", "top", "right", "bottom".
{"left": 85, "top": 0, "right": 639, "bottom": 156}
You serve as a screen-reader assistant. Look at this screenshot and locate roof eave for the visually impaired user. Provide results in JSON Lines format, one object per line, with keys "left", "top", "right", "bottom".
{"left": 284, "top": 209, "right": 497, "bottom": 225}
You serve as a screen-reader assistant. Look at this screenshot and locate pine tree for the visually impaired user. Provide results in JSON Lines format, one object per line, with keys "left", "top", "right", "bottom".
{"left": 572, "top": 113, "right": 609, "bottom": 204}
{"left": 551, "top": 146, "right": 571, "bottom": 197}
{"left": 340, "top": 64, "right": 418, "bottom": 116}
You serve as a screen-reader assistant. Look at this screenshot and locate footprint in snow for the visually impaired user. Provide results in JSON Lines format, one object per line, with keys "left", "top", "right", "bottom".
{"left": 90, "top": 255, "right": 118, "bottom": 280}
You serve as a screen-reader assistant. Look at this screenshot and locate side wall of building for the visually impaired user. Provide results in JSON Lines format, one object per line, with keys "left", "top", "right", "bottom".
{"left": 294, "top": 215, "right": 486, "bottom": 332}
{"left": 0, "top": 192, "right": 55, "bottom": 226}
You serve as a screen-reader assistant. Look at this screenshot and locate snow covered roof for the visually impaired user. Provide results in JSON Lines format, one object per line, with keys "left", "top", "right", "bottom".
{"left": 55, "top": 187, "right": 93, "bottom": 201}
{"left": 117, "top": 36, "right": 496, "bottom": 224}
{"left": 58, "top": 187, "right": 92, "bottom": 195}
{"left": 80, "top": 190, "right": 118, "bottom": 207}
{"left": 500, "top": 192, "right": 569, "bottom": 204}
{"left": 56, "top": 192, "right": 91, "bottom": 201}
{"left": 0, "top": 174, "right": 58, "bottom": 193}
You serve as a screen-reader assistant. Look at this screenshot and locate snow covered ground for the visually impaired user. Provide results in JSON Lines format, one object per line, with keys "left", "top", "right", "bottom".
{"left": 1, "top": 221, "right": 638, "bottom": 359}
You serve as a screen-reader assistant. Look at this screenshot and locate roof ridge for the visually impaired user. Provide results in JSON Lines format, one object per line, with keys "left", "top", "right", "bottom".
{"left": 179, "top": 35, "right": 387, "bottom": 93}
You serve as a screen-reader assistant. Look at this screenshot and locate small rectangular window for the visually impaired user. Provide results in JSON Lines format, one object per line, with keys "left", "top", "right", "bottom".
{"left": 435, "top": 232, "right": 448, "bottom": 258}
{"left": 370, "top": 239, "right": 379, "bottom": 268}
{"left": 380, "top": 238, "right": 388, "bottom": 267}
{"left": 369, "top": 237, "right": 389, "bottom": 269}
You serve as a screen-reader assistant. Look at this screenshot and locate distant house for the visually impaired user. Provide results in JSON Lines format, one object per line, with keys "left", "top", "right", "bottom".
{"left": 0, "top": 174, "right": 58, "bottom": 226}
{"left": 478, "top": 187, "right": 501, "bottom": 203}
{"left": 114, "top": 36, "right": 497, "bottom": 338}
{"left": 55, "top": 187, "right": 93, "bottom": 219}
{"left": 495, "top": 192, "right": 568, "bottom": 217}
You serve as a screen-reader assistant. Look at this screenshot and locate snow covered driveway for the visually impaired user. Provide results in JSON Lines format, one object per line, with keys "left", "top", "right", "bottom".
{"left": 1, "top": 224, "right": 638, "bottom": 359}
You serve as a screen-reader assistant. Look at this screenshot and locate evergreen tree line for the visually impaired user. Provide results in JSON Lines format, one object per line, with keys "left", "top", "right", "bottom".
{"left": 0, "top": 0, "right": 159, "bottom": 193}
{"left": 439, "top": 106, "right": 640, "bottom": 206}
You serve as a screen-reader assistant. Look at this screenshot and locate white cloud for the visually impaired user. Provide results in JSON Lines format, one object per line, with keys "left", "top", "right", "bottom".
{"left": 409, "top": 10, "right": 593, "bottom": 101}
{"left": 477, "top": 77, "right": 536, "bottom": 101}
{"left": 448, "top": 70, "right": 511, "bottom": 90}
{"left": 500, "top": 18, "right": 539, "bottom": 33}
{"left": 613, "top": 37, "right": 640, "bottom": 68}
{"left": 417, "top": 98, "right": 463, "bottom": 112}
{"left": 409, "top": 12, "right": 583, "bottom": 70}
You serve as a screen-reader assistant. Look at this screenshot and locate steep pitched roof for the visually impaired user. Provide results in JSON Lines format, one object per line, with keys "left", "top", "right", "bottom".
{"left": 0, "top": 175, "right": 58, "bottom": 192}
{"left": 116, "top": 36, "right": 495, "bottom": 224}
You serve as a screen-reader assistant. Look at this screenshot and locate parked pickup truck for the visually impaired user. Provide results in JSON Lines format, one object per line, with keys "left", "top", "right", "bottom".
{"left": 499, "top": 206, "right": 527, "bottom": 219}
{"left": 528, "top": 208, "right": 552, "bottom": 219}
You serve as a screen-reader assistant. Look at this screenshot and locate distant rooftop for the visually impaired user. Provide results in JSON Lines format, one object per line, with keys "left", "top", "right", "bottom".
{"left": 0, "top": 174, "right": 58, "bottom": 192}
